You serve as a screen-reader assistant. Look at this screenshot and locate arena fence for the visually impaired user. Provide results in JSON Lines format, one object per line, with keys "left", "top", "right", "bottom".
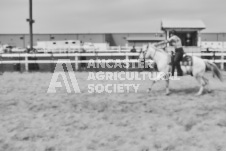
{"left": 0, "top": 51, "right": 225, "bottom": 72}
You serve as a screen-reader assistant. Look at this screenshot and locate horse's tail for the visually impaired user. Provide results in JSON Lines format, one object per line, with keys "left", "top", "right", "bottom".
{"left": 205, "top": 60, "right": 223, "bottom": 82}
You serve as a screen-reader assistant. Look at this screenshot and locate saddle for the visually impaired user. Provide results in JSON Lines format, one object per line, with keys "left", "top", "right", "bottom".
{"left": 181, "top": 54, "right": 193, "bottom": 66}
{"left": 168, "top": 54, "right": 192, "bottom": 65}
{"left": 168, "top": 54, "right": 193, "bottom": 76}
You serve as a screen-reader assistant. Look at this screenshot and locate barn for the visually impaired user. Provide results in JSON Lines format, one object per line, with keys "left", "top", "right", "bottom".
{"left": 161, "top": 19, "right": 206, "bottom": 46}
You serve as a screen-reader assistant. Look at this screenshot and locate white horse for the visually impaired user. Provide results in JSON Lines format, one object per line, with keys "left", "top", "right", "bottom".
{"left": 139, "top": 44, "right": 223, "bottom": 95}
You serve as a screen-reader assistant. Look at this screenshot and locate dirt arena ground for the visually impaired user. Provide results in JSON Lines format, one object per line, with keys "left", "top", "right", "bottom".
{"left": 0, "top": 71, "right": 226, "bottom": 151}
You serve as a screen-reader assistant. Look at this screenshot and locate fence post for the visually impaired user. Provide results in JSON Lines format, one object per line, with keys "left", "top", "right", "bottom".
{"left": 221, "top": 49, "right": 224, "bottom": 70}
{"left": 75, "top": 55, "right": 79, "bottom": 71}
{"left": 125, "top": 53, "right": 129, "bottom": 71}
{"left": 25, "top": 55, "right": 28, "bottom": 72}
{"left": 19, "top": 53, "right": 22, "bottom": 73}
{"left": 0, "top": 53, "right": 3, "bottom": 74}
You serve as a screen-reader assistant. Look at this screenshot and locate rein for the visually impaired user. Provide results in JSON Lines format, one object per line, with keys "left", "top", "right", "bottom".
{"left": 152, "top": 47, "right": 157, "bottom": 59}
{"left": 145, "top": 44, "right": 157, "bottom": 59}
{"left": 140, "top": 44, "right": 159, "bottom": 61}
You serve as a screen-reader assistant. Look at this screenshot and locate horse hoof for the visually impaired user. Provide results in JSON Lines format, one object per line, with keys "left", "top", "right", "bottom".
{"left": 165, "top": 92, "right": 170, "bottom": 96}
{"left": 147, "top": 88, "right": 151, "bottom": 93}
{"left": 195, "top": 93, "right": 202, "bottom": 96}
{"left": 207, "top": 90, "right": 212, "bottom": 93}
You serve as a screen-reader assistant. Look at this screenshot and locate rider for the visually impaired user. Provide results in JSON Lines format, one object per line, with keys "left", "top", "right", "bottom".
{"left": 156, "top": 30, "right": 184, "bottom": 76}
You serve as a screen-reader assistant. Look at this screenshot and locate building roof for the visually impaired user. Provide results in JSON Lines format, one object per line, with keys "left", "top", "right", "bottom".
{"left": 161, "top": 19, "right": 206, "bottom": 30}
{"left": 126, "top": 37, "right": 165, "bottom": 41}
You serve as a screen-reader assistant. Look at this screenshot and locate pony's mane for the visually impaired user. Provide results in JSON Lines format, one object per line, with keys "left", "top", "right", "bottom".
{"left": 149, "top": 44, "right": 167, "bottom": 55}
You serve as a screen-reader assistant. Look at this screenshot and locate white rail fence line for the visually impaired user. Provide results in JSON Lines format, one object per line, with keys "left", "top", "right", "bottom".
{"left": 33, "top": 46, "right": 226, "bottom": 53}
{"left": 0, "top": 52, "right": 225, "bottom": 71}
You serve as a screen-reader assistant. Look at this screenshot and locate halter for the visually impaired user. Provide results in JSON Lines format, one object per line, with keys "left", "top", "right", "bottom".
{"left": 144, "top": 44, "right": 157, "bottom": 59}
{"left": 152, "top": 46, "right": 157, "bottom": 59}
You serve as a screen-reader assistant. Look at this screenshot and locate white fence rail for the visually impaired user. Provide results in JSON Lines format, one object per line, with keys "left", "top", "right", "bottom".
{"left": 0, "top": 52, "right": 225, "bottom": 71}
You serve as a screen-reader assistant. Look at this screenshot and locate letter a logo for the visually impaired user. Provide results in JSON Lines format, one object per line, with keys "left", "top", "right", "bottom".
{"left": 47, "top": 59, "right": 81, "bottom": 93}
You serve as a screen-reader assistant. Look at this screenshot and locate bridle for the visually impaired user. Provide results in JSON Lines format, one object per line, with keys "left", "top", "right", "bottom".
{"left": 152, "top": 46, "right": 157, "bottom": 59}
{"left": 142, "top": 44, "right": 157, "bottom": 59}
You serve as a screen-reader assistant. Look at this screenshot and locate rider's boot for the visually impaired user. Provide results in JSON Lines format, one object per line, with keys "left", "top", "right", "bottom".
{"left": 176, "top": 63, "right": 183, "bottom": 76}
{"left": 171, "top": 64, "right": 175, "bottom": 76}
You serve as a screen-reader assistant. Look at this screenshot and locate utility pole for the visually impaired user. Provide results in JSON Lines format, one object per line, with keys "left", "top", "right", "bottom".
{"left": 27, "top": 0, "right": 34, "bottom": 51}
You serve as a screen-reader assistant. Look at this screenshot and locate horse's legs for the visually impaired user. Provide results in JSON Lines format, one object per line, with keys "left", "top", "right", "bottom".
{"left": 147, "top": 80, "right": 156, "bottom": 92}
{"left": 147, "top": 77, "right": 170, "bottom": 95}
{"left": 147, "top": 72, "right": 171, "bottom": 93}
{"left": 203, "top": 76, "right": 211, "bottom": 93}
{"left": 165, "top": 79, "right": 170, "bottom": 95}
{"left": 195, "top": 76, "right": 205, "bottom": 96}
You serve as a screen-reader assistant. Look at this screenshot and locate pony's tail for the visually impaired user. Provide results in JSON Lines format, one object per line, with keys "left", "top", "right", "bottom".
{"left": 205, "top": 60, "right": 223, "bottom": 82}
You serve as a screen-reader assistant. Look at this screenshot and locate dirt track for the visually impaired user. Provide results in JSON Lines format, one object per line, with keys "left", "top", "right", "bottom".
{"left": 0, "top": 72, "right": 226, "bottom": 151}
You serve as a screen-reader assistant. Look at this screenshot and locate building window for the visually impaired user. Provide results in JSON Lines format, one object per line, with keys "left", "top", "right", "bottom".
{"left": 65, "top": 42, "right": 68, "bottom": 44}
{"left": 72, "top": 42, "right": 76, "bottom": 44}
{"left": 53, "top": 42, "right": 56, "bottom": 44}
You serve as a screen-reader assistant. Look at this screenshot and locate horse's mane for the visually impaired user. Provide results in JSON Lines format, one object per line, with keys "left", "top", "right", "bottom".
{"left": 149, "top": 44, "right": 168, "bottom": 55}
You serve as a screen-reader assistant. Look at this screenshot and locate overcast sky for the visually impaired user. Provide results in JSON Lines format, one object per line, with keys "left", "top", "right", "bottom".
{"left": 0, "top": 0, "right": 226, "bottom": 33}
